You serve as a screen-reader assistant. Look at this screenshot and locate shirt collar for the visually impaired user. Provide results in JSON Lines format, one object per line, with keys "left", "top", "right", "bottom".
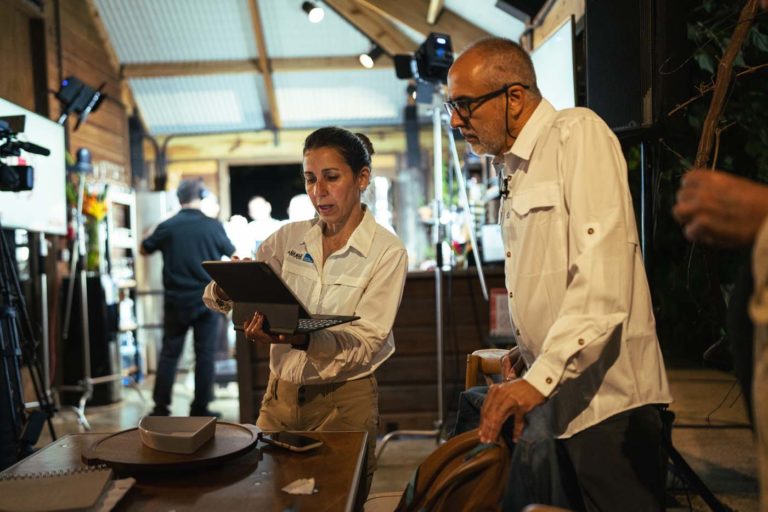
{"left": 507, "top": 98, "right": 556, "bottom": 161}
{"left": 303, "top": 205, "right": 376, "bottom": 258}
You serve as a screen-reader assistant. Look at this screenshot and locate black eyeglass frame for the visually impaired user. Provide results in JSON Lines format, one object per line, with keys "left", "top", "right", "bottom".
{"left": 444, "top": 82, "right": 530, "bottom": 122}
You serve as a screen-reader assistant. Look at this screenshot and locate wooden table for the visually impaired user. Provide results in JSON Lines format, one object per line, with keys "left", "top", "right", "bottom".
{"left": 1, "top": 431, "right": 368, "bottom": 512}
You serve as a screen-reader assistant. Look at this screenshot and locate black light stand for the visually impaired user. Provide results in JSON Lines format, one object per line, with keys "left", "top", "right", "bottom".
{"left": 58, "top": 149, "right": 124, "bottom": 431}
{"left": 0, "top": 219, "right": 57, "bottom": 470}
{"left": 632, "top": 135, "right": 730, "bottom": 512}
{"left": 59, "top": 168, "right": 93, "bottom": 430}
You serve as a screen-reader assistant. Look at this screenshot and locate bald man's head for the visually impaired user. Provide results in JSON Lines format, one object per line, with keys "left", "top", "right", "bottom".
{"left": 453, "top": 38, "right": 541, "bottom": 99}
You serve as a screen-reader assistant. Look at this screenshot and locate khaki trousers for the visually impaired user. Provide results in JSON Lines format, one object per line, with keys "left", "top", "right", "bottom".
{"left": 256, "top": 373, "right": 379, "bottom": 496}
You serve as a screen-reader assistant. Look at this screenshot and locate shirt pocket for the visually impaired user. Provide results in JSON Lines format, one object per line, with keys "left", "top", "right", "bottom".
{"left": 503, "top": 182, "right": 567, "bottom": 275}
{"left": 507, "top": 182, "right": 561, "bottom": 222}
{"left": 281, "top": 258, "right": 317, "bottom": 304}
{"left": 320, "top": 274, "right": 369, "bottom": 316}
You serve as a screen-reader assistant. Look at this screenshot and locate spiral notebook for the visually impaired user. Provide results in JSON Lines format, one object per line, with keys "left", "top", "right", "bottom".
{"left": 0, "top": 465, "right": 114, "bottom": 512}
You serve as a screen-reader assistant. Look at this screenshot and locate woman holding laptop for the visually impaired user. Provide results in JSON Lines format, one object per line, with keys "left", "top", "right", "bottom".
{"left": 203, "top": 126, "right": 408, "bottom": 494}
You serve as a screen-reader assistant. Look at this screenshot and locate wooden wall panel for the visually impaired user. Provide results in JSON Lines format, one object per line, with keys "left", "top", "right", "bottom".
{"left": 55, "top": 0, "right": 129, "bottom": 175}
{"left": 0, "top": 0, "right": 36, "bottom": 110}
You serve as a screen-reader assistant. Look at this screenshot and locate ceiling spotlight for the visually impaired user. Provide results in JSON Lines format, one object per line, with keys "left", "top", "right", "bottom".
{"left": 302, "top": 1, "right": 325, "bottom": 23}
{"left": 359, "top": 45, "right": 384, "bottom": 69}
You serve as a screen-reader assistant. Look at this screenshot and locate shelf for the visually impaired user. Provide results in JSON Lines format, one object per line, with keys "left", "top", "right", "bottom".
{"left": 118, "top": 323, "right": 139, "bottom": 332}
{"left": 116, "top": 279, "right": 137, "bottom": 289}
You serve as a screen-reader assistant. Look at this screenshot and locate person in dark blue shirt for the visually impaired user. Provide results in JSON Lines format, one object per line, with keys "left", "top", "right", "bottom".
{"left": 141, "top": 178, "right": 235, "bottom": 416}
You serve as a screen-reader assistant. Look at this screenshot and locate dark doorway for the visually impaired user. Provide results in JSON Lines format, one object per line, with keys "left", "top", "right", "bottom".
{"left": 229, "top": 163, "right": 304, "bottom": 220}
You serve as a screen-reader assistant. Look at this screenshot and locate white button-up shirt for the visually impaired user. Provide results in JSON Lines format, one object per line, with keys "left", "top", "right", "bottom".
{"left": 204, "top": 208, "right": 408, "bottom": 385}
{"left": 501, "top": 99, "right": 672, "bottom": 438}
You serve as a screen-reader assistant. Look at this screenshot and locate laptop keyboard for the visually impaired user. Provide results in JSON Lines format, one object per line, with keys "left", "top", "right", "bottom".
{"left": 298, "top": 318, "right": 348, "bottom": 330}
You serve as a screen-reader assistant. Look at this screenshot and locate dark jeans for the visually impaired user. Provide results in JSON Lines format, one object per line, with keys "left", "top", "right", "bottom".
{"left": 153, "top": 301, "right": 224, "bottom": 415}
{"left": 453, "top": 386, "right": 570, "bottom": 511}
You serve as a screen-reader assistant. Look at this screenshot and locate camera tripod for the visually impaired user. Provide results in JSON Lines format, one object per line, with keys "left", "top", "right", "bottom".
{"left": 0, "top": 218, "right": 57, "bottom": 470}
{"left": 376, "top": 87, "right": 488, "bottom": 459}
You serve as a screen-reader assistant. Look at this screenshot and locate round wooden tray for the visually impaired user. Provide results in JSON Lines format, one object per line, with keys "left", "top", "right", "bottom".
{"left": 82, "top": 422, "right": 260, "bottom": 472}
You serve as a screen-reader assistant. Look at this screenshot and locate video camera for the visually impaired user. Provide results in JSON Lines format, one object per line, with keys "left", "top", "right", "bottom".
{"left": 0, "top": 116, "right": 50, "bottom": 192}
{"left": 394, "top": 33, "right": 454, "bottom": 84}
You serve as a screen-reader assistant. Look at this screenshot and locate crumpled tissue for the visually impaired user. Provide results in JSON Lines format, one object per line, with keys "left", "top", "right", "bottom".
{"left": 281, "top": 477, "right": 316, "bottom": 495}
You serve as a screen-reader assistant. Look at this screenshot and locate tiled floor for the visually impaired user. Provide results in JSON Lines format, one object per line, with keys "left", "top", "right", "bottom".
{"left": 31, "top": 368, "right": 759, "bottom": 511}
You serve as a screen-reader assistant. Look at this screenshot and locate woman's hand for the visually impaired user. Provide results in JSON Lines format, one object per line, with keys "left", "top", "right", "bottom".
{"left": 241, "top": 312, "right": 307, "bottom": 345}
{"left": 214, "top": 256, "right": 253, "bottom": 301}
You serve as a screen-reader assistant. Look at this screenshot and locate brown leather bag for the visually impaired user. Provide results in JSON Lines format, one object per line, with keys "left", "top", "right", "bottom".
{"left": 394, "top": 428, "right": 511, "bottom": 512}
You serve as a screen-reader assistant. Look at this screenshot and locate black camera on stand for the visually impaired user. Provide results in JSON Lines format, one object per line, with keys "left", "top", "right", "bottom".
{"left": 0, "top": 116, "right": 50, "bottom": 192}
{"left": 394, "top": 32, "right": 454, "bottom": 85}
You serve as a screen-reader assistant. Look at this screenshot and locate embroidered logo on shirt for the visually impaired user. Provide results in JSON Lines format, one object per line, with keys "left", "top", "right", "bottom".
{"left": 288, "top": 249, "right": 313, "bottom": 263}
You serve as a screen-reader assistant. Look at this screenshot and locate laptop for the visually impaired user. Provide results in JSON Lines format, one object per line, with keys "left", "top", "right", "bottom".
{"left": 202, "top": 260, "right": 359, "bottom": 335}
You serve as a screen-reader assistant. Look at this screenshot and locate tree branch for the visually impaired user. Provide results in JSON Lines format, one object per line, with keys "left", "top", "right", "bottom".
{"left": 668, "top": 62, "right": 768, "bottom": 117}
{"left": 693, "top": 0, "right": 760, "bottom": 168}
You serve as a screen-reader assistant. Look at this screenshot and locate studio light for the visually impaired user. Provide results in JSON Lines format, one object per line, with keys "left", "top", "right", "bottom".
{"left": 302, "top": 1, "right": 325, "bottom": 23}
{"left": 55, "top": 76, "right": 106, "bottom": 130}
{"left": 359, "top": 45, "right": 384, "bottom": 69}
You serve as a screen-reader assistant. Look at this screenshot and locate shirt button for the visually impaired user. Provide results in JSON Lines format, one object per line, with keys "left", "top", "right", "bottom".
{"left": 506, "top": 251, "right": 511, "bottom": 257}
{"left": 515, "top": 329, "right": 521, "bottom": 336}
{"left": 578, "top": 338, "right": 585, "bottom": 346}
{"left": 508, "top": 292, "right": 513, "bottom": 298}
{"left": 506, "top": 212, "right": 510, "bottom": 219}
{"left": 587, "top": 228, "right": 595, "bottom": 235}
{"left": 545, "top": 377, "right": 553, "bottom": 384}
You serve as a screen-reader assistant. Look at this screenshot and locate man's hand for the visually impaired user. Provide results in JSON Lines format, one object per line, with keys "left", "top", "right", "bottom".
{"left": 673, "top": 169, "right": 768, "bottom": 247}
{"left": 478, "top": 378, "right": 545, "bottom": 444}
{"left": 500, "top": 346, "right": 526, "bottom": 381}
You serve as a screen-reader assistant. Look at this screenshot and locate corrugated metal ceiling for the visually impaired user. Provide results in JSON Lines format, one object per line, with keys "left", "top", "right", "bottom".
{"left": 130, "top": 73, "right": 266, "bottom": 134}
{"left": 93, "top": 0, "right": 526, "bottom": 135}
{"left": 95, "top": 0, "right": 258, "bottom": 63}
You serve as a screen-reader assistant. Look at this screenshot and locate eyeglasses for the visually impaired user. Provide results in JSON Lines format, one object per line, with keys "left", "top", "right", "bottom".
{"left": 444, "top": 82, "right": 530, "bottom": 122}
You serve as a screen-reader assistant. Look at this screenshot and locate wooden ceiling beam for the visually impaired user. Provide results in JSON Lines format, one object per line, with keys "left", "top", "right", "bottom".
{"left": 426, "top": 0, "right": 445, "bottom": 25}
{"left": 273, "top": 55, "right": 393, "bottom": 71}
{"left": 122, "top": 61, "right": 261, "bottom": 78}
{"left": 122, "top": 56, "right": 393, "bottom": 79}
{"left": 324, "top": 0, "right": 418, "bottom": 55}
{"left": 246, "top": 0, "right": 281, "bottom": 129}
{"left": 359, "top": 0, "right": 490, "bottom": 52}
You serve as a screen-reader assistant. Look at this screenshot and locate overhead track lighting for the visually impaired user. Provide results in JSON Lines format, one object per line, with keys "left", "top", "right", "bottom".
{"left": 359, "top": 45, "right": 384, "bottom": 69}
{"left": 302, "top": 1, "right": 325, "bottom": 23}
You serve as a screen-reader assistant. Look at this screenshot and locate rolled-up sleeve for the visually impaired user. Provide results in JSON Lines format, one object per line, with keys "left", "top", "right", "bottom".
{"left": 202, "top": 281, "right": 232, "bottom": 313}
{"left": 524, "top": 118, "right": 633, "bottom": 397}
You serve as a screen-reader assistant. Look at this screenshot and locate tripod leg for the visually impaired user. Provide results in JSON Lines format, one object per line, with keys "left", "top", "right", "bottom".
{"left": 375, "top": 428, "right": 441, "bottom": 461}
{"left": 661, "top": 408, "right": 731, "bottom": 512}
{"left": 70, "top": 392, "right": 92, "bottom": 431}
{"left": 666, "top": 443, "right": 732, "bottom": 512}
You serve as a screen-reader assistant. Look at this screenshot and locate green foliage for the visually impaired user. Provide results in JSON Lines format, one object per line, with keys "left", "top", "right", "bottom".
{"left": 649, "top": 0, "right": 768, "bottom": 365}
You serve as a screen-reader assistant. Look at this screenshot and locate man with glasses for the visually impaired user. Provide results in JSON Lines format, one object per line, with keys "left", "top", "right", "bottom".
{"left": 447, "top": 38, "right": 671, "bottom": 511}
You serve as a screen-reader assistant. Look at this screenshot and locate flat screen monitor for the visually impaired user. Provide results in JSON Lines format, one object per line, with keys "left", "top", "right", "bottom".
{"left": 531, "top": 16, "right": 576, "bottom": 111}
{"left": 0, "top": 97, "right": 67, "bottom": 234}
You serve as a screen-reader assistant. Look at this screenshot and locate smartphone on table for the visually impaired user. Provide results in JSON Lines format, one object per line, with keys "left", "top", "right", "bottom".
{"left": 261, "top": 432, "right": 323, "bottom": 452}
